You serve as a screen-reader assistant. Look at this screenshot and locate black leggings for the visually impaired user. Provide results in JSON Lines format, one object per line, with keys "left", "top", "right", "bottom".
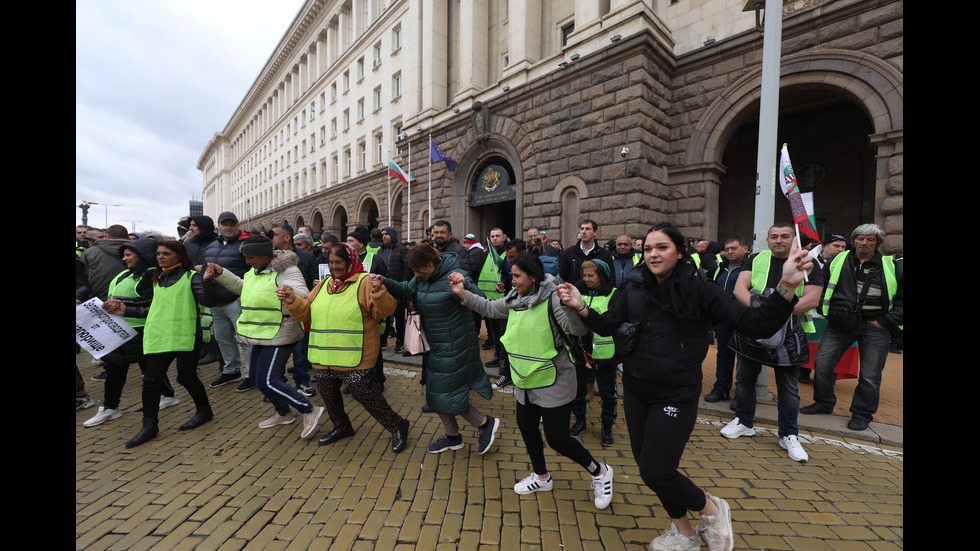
{"left": 622, "top": 378, "right": 706, "bottom": 519}
{"left": 141, "top": 350, "right": 210, "bottom": 419}
{"left": 515, "top": 399, "right": 600, "bottom": 476}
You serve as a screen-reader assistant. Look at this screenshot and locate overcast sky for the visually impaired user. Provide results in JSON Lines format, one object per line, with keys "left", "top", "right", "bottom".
{"left": 76, "top": 0, "right": 305, "bottom": 237}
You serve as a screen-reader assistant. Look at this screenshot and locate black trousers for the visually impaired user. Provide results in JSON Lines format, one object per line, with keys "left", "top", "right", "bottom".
{"left": 622, "top": 376, "right": 706, "bottom": 519}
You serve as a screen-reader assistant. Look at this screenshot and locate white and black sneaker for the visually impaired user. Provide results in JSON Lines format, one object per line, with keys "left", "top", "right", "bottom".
{"left": 514, "top": 473, "right": 553, "bottom": 495}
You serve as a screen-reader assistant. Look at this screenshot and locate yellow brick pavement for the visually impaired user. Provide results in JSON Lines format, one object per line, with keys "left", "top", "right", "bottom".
{"left": 77, "top": 351, "right": 902, "bottom": 550}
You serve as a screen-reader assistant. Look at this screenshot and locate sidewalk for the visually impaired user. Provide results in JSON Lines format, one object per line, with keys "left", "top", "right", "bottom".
{"left": 77, "top": 341, "right": 903, "bottom": 550}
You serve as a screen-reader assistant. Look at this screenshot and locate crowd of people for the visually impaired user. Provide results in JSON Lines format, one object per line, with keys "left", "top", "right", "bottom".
{"left": 76, "top": 213, "right": 902, "bottom": 551}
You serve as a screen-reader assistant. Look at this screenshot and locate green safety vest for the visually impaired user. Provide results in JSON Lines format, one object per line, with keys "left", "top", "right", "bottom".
{"left": 822, "top": 251, "right": 902, "bottom": 329}
{"left": 750, "top": 251, "right": 815, "bottom": 333}
{"left": 499, "top": 297, "right": 568, "bottom": 389}
{"left": 477, "top": 251, "right": 503, "bottom": 299}
{"left": 200, "top": 306, "right": 213, "bottom": 343}
{"left": 144, "top": 271, "right": 198, "bottom": 354}
{"left": 308, "top": 273, "right": 367, "bottom": 367}
{"left": 363, "top": 245, "right": 379, "bottom": 273}
{"left": 584, "top": 289, "right": 616, "bottom": 360}
{"left": 237, "top": 269, "right": 284, "bottom": 340}
{"left": 107, "top": 269, "right": 148, "bottom": 329}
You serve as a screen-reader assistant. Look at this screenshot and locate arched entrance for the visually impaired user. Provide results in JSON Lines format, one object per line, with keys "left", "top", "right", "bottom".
{"left": 683, "top": 49, "right": 903, "bottom": 252}
{"left": 718, "top": 92, "right": 875, "bottom": 243}
{"left": 468, "top": 156, "right": 517, "bottom": 240}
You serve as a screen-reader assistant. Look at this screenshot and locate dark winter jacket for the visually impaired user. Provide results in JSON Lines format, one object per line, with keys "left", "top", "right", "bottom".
{"left": 379, "top": 226, "right": 410, "bottom": 282}
{"left": 583, "top": 263, "right": 796, "bottom": 388}
{"left": 382, "top": 253, "right": 492, "bottom": 415}
{"left": 558, "top": 240, "right": 613, "bottom": 284}
{"left": 203, "top": 230, "right": 252, "bottom": 304}
{"left": 185, "top": 216, "right": 218, "bottom": 268}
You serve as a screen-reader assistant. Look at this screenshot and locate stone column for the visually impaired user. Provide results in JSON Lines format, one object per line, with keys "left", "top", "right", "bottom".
{"left": 504, "top": 0, "right": 541, "bottom": 77}
{"left": 454, "top": 0, "right": 488, "bottom": 101}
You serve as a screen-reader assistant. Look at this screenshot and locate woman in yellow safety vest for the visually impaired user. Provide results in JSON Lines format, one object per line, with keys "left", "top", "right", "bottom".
{"left": 85, "top": 238, "right": 180, "bottom": 428}
{"left": 205, "top": 236, "right": 324, "bottom": 440}
{"left": 278, "top": 243, "right": 409, "bottom": 454}
{"left": 449, "top": 254, "right": 615, "bottom": 511}
{"left": 103, "top": 240, "right": 215, "bottom": 449}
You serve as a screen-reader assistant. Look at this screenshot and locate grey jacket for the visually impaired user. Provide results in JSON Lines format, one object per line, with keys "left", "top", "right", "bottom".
{"left": 461, "top": 274, "right": 588, "bottom": 407}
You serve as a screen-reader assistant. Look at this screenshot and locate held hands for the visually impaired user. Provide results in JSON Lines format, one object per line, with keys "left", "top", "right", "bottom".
{"left": 103, "top": 299, "right": 126, "bottom": 315}
{"left": 277, "top": 285, "right": 295, "bottom": 305}
{"left": 203, "top": 263, "right": 223, "bottom": 281}
{"left": 447, "top": 272, "right": 467, "bottom": 298}
{"left": 367, "top": 273, "right": 384, "bottom": 291}
{"left": 556, "top": 283, "right": 585, "bottom": 311}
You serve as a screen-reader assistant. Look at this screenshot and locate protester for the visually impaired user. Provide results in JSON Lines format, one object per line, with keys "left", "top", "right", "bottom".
{"left": 557, "top": 223, "right": 813, "bottom": 550}
{"left": 279, "top": 243, "right": 410, "bottom": 454}
{"left": 205, "top": 236, "right": 324, "bottom": 439}
{"left": 103, "top": 240, "right": 216, "bottom": 449}
{"left": 382, "top": 245, "right": 498, "bottom": 454}
{"left": 451, "top": 254, "right": 614, "bottom": 511}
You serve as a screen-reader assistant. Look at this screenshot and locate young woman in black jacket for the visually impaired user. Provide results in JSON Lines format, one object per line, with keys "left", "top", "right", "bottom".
{"left": 558, "top": 223, "right": 812, "bottom": 551}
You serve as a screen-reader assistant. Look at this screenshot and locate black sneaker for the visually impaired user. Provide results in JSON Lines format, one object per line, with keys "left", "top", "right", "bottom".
{"left": 704, "top": 390, "right": 729, "bottom": 403}
{"left": 477, "top": 415, "right": 500, "bottom": 454}
{"left": 485, "top": 357, "right": 502, "bottom": 369}
{"left": 91, "top": 371, "right": 107, "bottom": 382}
{"left": 492, "top": 375, "right": 512, "bottom": 390}
{"left": 569, "top": 417, "right": 587, "bottom": 437}
{"left": 427, "top": 434, "right": 464, "bottom": 454}
{"left": 394, "top": 344, "right": 404, "bottom": 354}
{"left": 236, "top": 378, "right": 255, "bottom": 392}
{"left": 210, "top": 372, "right": 243, "bottom": 388}
{"left": 601, "top": 424, "right": 614, "bottom": 447}
{"left": 297, "top": 383, "right": 316, "bottom": 397}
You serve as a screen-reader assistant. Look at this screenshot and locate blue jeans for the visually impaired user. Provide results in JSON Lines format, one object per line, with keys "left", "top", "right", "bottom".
{"left": 734, "top": 355, "right": 800, "bottom": 437}
{"left": 812, "top": 321, "right": 891, "bottom": 421}
{"left": 211, "top": 301, "right": 252, "bottom": 376}
{"left": 712, "top": 325, "right": 736, "bottom": 395}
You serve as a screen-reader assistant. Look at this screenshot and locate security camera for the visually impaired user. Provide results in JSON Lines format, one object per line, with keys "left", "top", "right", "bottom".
{"left": 621, "top": 147, "right": 629, "bottom": 158}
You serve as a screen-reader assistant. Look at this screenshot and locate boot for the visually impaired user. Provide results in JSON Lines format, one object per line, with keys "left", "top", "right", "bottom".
{"left": 178, "top": 408, "right": 214, "bottom": 431}
{"left": 125, "top": 417, "right": 159, "bottom": 448}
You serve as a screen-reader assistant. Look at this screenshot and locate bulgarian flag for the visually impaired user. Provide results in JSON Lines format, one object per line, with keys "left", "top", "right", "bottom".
{"left": 388, "top": 158, "right": 416, "bottom": 185}
{"left": 779, "top": 144, "right": 821, "bottom": 244}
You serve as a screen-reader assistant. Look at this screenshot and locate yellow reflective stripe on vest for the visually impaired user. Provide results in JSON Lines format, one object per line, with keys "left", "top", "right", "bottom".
{"left": 237, "top": 270, "right": 284, "bottom": 340}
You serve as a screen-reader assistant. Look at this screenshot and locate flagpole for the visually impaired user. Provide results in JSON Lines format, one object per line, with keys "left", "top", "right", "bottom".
{"left": 408, "top": 142, "right": 412, "bottom": 244}
{"left": 386, "top": 147, "right": 392, "bottom": 228}
{"left": 428, "top": 133, "right": 432, "bottom": 229}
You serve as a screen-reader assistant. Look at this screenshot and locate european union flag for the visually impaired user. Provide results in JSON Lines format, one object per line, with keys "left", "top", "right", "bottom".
{"left": 430, "top": 139, "right": 458, "bottom": 171}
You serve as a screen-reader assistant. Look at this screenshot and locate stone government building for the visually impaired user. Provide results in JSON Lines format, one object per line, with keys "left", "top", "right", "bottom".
{"left": 198, "top": 0, "right": 902, "bottom": 253}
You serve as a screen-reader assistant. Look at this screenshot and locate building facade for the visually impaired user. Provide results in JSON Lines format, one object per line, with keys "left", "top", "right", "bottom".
{"left": 199, "top": 0, "right": 903, "bottom": 252}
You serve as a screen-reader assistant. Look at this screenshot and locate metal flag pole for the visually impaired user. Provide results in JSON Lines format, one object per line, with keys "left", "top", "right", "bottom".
{"left": 428, "top": 133, "right": 432, "bottom": 228}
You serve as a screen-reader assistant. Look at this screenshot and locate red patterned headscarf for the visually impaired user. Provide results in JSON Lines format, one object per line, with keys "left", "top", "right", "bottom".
{"left": 328, "top": 242, "right": 366, "bottom": 293}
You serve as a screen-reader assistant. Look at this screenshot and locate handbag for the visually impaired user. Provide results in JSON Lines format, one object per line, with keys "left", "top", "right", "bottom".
{"left": 403, "top": 295, "right": 429, "bottom": 356}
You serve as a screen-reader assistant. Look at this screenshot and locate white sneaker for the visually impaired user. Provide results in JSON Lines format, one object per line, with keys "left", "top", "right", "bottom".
{"left": 514, "top": 473, "right": 553, "bottom": 495}
{"left": 300, "top": 406, "right": 325, "bottom": 439}
{"left": 648, "top": 522, "right": 701, "bottom": 551}
{"left": 720, "top": 418, "right": 755, "bottom": 439}
{"left": 591, "top": 463, "right": 614, "bottom": 510}
{"left": 702, "top": 493, "right": 733, "bottom": 551}
{"left": 779, "top": 435, "right": 809, "bottom": 463}
{"left": 159, "top": 396, "right": 181, "bottom": 410}
{"left": 258, "top": 412, "right": 297, "bottom": 429}
{"left": 83, "top": 406, "right": 122, "bottom": 427}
